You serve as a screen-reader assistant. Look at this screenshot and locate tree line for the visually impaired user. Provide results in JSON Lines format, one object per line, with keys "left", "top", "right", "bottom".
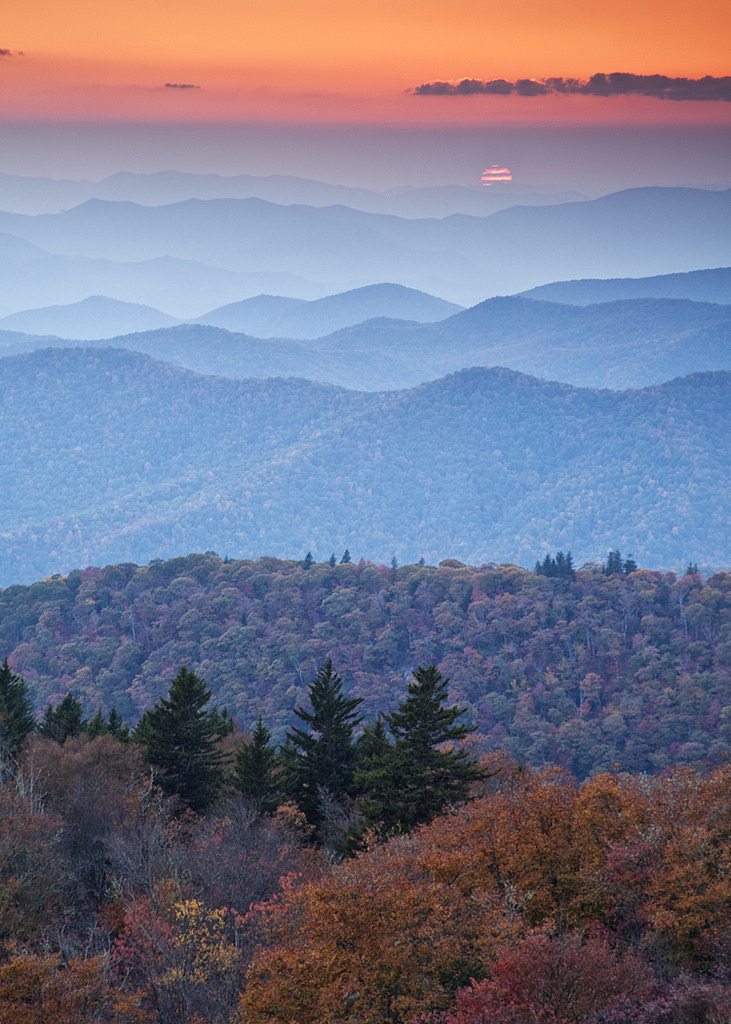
{"left": 1, "top": 656, "right": 483, "bottom": 849}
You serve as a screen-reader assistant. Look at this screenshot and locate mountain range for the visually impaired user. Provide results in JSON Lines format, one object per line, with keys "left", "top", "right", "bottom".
{"left": 195, "top": 283, "right": 461, "bottom": 337}
{"left": 0, "top": 284, "right": 460, "bottom": 341}
{"left": 0, "top": 345, "right": 727, "bottom": 585}
{"left": 522, "top": 266, "right": 731, "bottom": 305}
{"left": 0, "top": 187, "right": 729, "bottom": 307}
{"left": 1, "top": 295, "right": 728, "bottom": 391}
{"left": 0, "top": 169, "right": 586, "bottom": 218}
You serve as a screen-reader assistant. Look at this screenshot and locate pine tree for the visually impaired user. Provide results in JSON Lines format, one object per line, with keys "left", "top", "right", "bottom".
{"left": 340, "top": 549, "right": 352, "bottom": 564}
{"left": 85, "top": 709, "right": 108, "bottom": 738}
{"left": 234, "top": 717, "right": 280, "bottom": 814}
{"left": 143, "top": 666, "right": 226, "bottom": 812}
{"left": 83, "top": 707, "right": 130, "bottom": 741}
{"left": 686, "top": 562, "right": 700, "bottom": 576}
{"left": 328, "top": 553, "right": 337, "bottom": 567}
{"left": 623, "top": 554, "right": 638, "bottom": 574}
{"left": 0, "top": 659, "right": 35, "bottom": 758}
{"left": 303, "top": 551, "right": 313, "bottom": 569}
{"left": 604, "top": 550, "right": 623, "bottom": 575}
{"left": 285, "top": 659, "right": 363, "bottom": 826}
{"left": 362, "top": 665, "right": 482, "bottom": 833}
{"left": 40, "top": 693, "right": 85, "bottom": 744}
{"left": 107, "top": 708, "right": 130, "bottom": 742}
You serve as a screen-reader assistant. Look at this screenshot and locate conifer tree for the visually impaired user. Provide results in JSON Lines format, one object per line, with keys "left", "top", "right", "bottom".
{"left": 604, "top": 550, "right": 624, "bottom": 575}
{"left": 0, "top": 659, "right": 35, "bottom": 758}
{"left": 303, "top": 551, "right": 313, "bottom": 569}
{"left": 83, "top": 707, "right": 130, "bottom": 741}
{"left": 40, "top": 693, "right": 85, "bottom": 744}
{"left": 354, "top": 716, "right": 394, "bottom": 825}
{"left": 623, "top": 554, "right": 638, "bottom": 574}
{"left": 143, "top": 666, "right": 226, "bottom": 812}
{"left": 285, "top": 659, "right": 363, "bottom": 825}
{"left": 234, "top": 717, "right": 280, "bottom": 814}
{"left": 84, "top": 709, "right": 108, "bottom": 738}
{"left": 107, "top": 708, "right": 130, "bottom": 742}
{"left": 361, "top": 665, "right": 482, "bottom": 833}
{"left": 328, "top": 553, "right": 337, "bottom": 567}
{"left": 340, "top": 549, "right": 352, "bottom": 564}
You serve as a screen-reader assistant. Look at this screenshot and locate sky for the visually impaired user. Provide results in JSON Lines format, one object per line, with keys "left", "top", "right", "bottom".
{"left": 1, "top": 0, "right": 729, "bottom": 188}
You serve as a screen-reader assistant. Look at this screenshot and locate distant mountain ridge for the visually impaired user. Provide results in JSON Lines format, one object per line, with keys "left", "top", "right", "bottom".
{"left": 0, "top": 186, "right": 728, "bottom": 305}
{"left": 521, "top": 266, "right": 731, "bottom": 305}
{"left": 0, "top": 345, "right": 727, "bottom": 584}
{"left": 0, "top": 169, "right": 586, "bottom": 217}
{"left": 196, "top": 283, "right": 462, "bottom": 337}
{"left": 0, "top": 284, "right": 459, "bottom": 341}
{"left": 0, "top": 295, "right": 180, "bottom": 339}
{"left": 2, "top": 295, "right": 727, "bottom": 392}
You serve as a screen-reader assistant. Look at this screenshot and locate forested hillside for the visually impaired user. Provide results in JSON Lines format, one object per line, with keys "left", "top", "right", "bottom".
{"left": 0, "top": 349, "right": 728, "bottom": 582}
{"left": 2, "top": 553, "right": 729, "bottom": 779}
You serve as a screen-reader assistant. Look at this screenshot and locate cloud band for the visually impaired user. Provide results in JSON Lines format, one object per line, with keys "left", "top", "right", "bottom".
{"left": 413, "top": 73, "right": 731, "bottom": 101}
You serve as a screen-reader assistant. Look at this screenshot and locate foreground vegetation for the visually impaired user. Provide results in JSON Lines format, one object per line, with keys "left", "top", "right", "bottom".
{"left": 0, "top": 719, "right": 728, "bottom": 1022}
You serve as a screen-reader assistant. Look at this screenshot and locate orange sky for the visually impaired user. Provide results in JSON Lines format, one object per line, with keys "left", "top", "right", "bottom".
{"left": 2, "top": 0, "right": 730, "bottom": 123}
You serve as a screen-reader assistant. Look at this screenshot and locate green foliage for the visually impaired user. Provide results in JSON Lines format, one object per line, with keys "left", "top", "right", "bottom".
{"left": 360, "top": 666, "right": 482, "bottom": 832}
{"left": 40, "top": 693, "right": 85, "bottom": 744}
{"left": 234, "top": 718, "right": 281, "bottom": 815}
{"left": 285, "top": 659, "right": 363, "bottom": 826}
{"left": 535, "top": 551, "right": 575, "bottom": 579}
{"left": 0, "top": 660, "right": 34, "bottom": 758}
{"left": 143, "top": 666, "right": 226, "bottom": 812}
{"left": 84, "top": 707, "right": 130, "bottom": 741}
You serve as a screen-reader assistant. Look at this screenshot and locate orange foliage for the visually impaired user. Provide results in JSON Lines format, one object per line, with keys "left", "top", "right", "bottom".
{"left": 0, "top": 953, "right": 150, "bottom": 1024}
{"left": 238, "top": 763, "right": 731, "bottom": 1023}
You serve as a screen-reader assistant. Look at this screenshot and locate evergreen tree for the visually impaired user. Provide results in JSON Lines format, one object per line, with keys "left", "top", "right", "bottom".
{"left": 686, "top": 562, "right": 700, "bottom": 576}
{"left": 234, "top": 717, "right": 280, "bottom": 814}
{"left": 328, "top": 553, "right": 337, "bottom": 567}
{"left": 40, "top": 693, "right": 85, "bottom": 744}
{"left": 340, "top": 549, "right": 352, "bottom": 564}
{"left": 623, "top": 554, "right": 638, "bottom": 574}
{"left": 83, "top": 707, "right": 130, "bottom": 741}
{"left": 303, "top": 551, "right": 313, "bottom": 569}
{"left": 0, "top": 659, "right": 35, "bottom": 758}
{"left": 84, "top": 709, "right": 108, "bottom": 738}
{"left": 143, "top": 666, "right": 226, "bottom": 812}
{"left": 107, "top": 708, "right": 130, "bottom": 742}
{"left": 285, "top": 659, "right": 363, "bottom": 826}
{"left": 362, "top": 665, "right": 482, "bottom": 833}
{"left": 604, "top": 550, "right": 624, "bottom": 575}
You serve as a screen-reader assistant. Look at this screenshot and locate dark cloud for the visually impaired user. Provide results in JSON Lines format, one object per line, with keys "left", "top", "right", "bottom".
{"left": 413, "top": 73, "right": 731, "bottom": 101}
{"left": 164, "top": 82, "right": 201, "bottom": 90}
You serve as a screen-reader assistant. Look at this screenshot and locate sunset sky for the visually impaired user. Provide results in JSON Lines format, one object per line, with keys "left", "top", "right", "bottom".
{"left": 2, "top": 0, "right": 730, "bottom": 123}
{"left": 1, "top": 1, "right": 729, "bottom": 189}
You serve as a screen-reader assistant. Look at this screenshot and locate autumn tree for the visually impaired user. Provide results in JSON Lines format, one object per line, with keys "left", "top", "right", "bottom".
{"left": 0, "top": 953, "right": 150, "bottom": 1024}
{"left": 143, "top": 667, "right": 226, "bottom": 812}
{"left": 442, "top": 929, "right": 651, "bottom": 1024}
